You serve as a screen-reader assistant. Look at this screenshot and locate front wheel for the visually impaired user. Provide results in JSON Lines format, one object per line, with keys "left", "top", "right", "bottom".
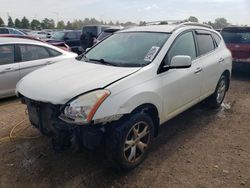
{"left": 105, "top": 112, "right": 154, "bottom": 171}
{"left": 206, "top": 75, "right": 228, "bottom": 108}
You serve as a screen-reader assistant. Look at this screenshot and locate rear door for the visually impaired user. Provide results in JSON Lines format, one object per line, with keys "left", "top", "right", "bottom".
{"left": 195, "top": 30, "right": 221, "bottom": 98}
{"left": 17, "top": 44, "right": 57, "bottom": 78}
{"left": 221, "top": 28, "right": 250, "bottom": 62}
{"left": 0, "top": 44, "right": 20, "bottom": 97}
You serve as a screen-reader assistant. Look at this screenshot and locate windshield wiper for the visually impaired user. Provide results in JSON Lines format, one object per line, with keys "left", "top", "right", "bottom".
{"left": 89, "top": 58, "right": 118, "bottom": 66}
{"left": 76, "top": 54, "right": 89, "bottom": 61}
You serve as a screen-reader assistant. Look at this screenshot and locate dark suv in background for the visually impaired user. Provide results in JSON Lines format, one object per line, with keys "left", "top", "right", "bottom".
{"left": 80, "top": 25, "right": 113, "bottom": 51}
{"left": 82, "top": 25, "right": 112, "bottom": 39}
{"left": 46, "top": 30, "right": 81, "bottom": 54}
{"left": 221, "top": 27, "right": 250, "bottom": 64}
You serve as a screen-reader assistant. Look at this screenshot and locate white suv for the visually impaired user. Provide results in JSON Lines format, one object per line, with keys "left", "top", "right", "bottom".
{"left": 16, "top": 22, "right": 232, "bottom": 170}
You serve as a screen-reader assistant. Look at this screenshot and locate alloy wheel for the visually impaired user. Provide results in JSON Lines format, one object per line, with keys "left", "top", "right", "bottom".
{"left": 123, "top": 121, "right": 151, "bottom": 163}
{"left": 217, "top": 79, "right": 226, "bottom": 104}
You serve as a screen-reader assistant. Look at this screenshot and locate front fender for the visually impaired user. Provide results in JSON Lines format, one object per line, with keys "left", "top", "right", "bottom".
{"left": 93, "top": 90, "right": 163, "bottom": 121}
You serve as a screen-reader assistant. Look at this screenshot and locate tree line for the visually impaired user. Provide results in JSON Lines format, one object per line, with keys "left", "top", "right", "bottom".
{"left": 0, "top": 16, "right": 136, "bottom": 30}
{"left": 0, "top": 15, "right": 242, "bottom": 30}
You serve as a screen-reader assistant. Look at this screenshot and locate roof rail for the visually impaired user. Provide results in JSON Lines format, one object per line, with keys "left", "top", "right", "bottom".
{"left": 173, "top": 22, "right": 213, "bottom": 31}
{"left": 145, "top": 20, "right": 184, "bottom": 26}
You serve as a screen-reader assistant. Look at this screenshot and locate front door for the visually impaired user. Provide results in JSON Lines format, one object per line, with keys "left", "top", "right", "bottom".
{"left": 159, "top": 31, "right": 203, "bottom": 121}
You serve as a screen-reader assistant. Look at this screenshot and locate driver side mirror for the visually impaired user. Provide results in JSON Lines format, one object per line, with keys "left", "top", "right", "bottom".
{"left": 170, "top": 55, "right": 192, "bottom": 68}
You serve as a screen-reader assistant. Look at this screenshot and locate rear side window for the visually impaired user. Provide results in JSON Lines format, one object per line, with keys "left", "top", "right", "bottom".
{"left": 0, "top": 28, "right": 9, "bottom": 34}
{"left": 0, "top": 45, "right": 14, "bottom": 65}
{"left": 164, "top": 32, "right": 196, "bottom": 65}
{"left": 47, "top": 48, "right": 62, "bottom": 57}
{"left": 196, "top": 34, "right": 215, "bottom": 56}
{"left": 212, "top": 33, "right": 221, "bottom": 46}
{"left": 19, "top": 45, "right": 50, "bottom": 61}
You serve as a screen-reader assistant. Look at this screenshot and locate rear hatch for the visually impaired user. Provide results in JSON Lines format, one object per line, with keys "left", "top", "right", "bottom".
{"left": 221, "top": 27, "right": 250, "bottom": 63}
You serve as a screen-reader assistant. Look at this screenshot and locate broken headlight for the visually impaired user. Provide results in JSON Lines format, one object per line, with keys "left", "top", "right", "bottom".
{"left": 62, "top": 90, "right": 110, "bottom": 124}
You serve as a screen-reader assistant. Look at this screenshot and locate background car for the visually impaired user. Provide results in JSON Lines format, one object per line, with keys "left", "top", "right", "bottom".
{"left": 0, "top": 34, "right": 71, "bottom": 52}
{"left": 221, "top": 27, "right": 250, "bottom": 64}
{"left": 0, "top": 37, "right": 77, "bottom": 98}
{"left": 46, "top": 30, "right": 81, "bottom": 54}
{"left": 82, "top": 25, "right": 112, "bottom": 38}
{"left": 0, "top": 27, "right": 26, "bottom": 35}
{"left": 28, "top": 30, "right": 51, "bottom": 39}
{"left": 80, "top": 25, "right": 114, "bottom": 51}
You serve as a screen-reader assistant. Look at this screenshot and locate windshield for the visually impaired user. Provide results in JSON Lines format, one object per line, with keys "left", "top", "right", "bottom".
{"left": 221, "top": 30, "right": 250, "bottom": 44}
{"left": 51, "top": 32, "right": 65, "bottom": 40}
{"left": 97, "top": 31, "right": 112, "bottom": 41}
{"left": 84, "top": 32, "right": 170, "bottom": 67}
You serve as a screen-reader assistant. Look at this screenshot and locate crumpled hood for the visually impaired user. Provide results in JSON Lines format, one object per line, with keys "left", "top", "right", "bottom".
{"left": 17, "top": 59, "right": 140, "bottom": 104}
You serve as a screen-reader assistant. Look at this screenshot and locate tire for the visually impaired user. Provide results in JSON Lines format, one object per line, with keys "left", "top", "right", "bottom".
{"left": 105, "top": 112, "right": 154, "bottom": 171}
{"left": 206, "top": 75, "right": 228, "bottom": 108}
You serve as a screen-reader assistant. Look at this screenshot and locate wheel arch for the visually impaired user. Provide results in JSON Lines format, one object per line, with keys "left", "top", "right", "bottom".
{"left": 131, "top": 103, "right": 160, "bottom": 137}
{"left": 222, "top": 69, "right": 231, "bottom": 91}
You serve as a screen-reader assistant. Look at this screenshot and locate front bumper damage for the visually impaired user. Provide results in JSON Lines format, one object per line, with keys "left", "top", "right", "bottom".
{"left": 21, "top": 97, "right": 105, "bottom": 151}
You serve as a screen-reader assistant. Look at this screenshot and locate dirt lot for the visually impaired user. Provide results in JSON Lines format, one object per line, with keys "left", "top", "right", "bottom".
{"left": 0, "top": 64, "right": 250, "bottom": 188}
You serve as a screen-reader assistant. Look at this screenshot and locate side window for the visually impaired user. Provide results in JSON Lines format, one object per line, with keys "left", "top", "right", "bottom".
{"left": 0, "top": 28, "right": 9, "bottom": 34}
{"left": 66, "top": 32, "right": 77, "bottom": 40}
{"left": 196, "top": 33, "right": 215, "bottom": 56}
{"left": 47, "top": 48, "right": 62, "bottom": 57}
{"left": 0, "top": 45, "right": 14, "bottom": 65}
{"left": 212, "top": 33, "right": 221, "bottom": 46}
{"left": 19, "top": 45, "right": 50, "bottom": 62}
{"left": 164, "top": 32, "right": 196, "bottom": 65}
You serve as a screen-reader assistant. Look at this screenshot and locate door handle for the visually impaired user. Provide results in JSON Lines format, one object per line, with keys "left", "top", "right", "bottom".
{"left": 0, "top": 67, "right": 15, "bottom": 74}
{"left": 46, "top": 61, "right": 54, "bottom": 65}
{"left": 218, "top": 58, "right": 224, "bottom": 63}
{"left": 194, "top": 67, "right": 203, "bottom": 74}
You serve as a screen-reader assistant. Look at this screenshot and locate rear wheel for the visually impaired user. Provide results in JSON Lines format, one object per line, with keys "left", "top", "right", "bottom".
{"left": 105, "top": 112, "right": 154, "bottom": 171}
{"left": 206, "top": 75, "right": 228, "bottom": 108}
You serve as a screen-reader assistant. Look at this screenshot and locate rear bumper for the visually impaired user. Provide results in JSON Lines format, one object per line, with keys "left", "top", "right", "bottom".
{"left": 233, "top": 58, "right": 250, "bottom": 63}
{"left": 22, "top": 97, "right": 104, "bottom": 151}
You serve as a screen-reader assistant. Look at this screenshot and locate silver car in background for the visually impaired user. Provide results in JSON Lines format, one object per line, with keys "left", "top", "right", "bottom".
{"left": 0, "top": 37, "right": 77, "bottom": 98}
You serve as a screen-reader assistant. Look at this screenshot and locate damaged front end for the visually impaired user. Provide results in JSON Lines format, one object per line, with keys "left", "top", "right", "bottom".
{"left": 21, "top": 97, "right": 108, "bottom": 151}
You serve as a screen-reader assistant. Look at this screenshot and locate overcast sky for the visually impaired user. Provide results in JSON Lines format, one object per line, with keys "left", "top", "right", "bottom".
{"left": 0, "top": 0, "right": 249, "bottom": 25}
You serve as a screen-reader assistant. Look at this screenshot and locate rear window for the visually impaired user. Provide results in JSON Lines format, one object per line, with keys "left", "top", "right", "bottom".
{"left": 221, "top": 30, "right": 250, "bottom": 44}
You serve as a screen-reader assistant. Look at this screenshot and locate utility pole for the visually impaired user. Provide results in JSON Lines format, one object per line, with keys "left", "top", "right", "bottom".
{"left": 52, "top": 12, "right": 59, "bottom": 27}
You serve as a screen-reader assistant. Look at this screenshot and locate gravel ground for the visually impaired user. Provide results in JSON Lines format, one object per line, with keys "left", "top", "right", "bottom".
{"left": 0, "top": 64, "right": 249, "bottom": 188}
